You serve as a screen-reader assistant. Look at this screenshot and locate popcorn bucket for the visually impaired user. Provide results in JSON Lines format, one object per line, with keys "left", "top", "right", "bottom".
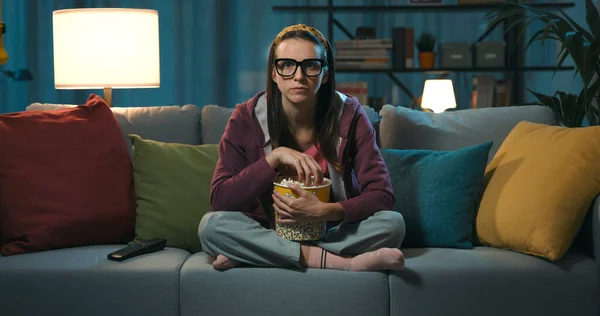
{"left": 273, "top": 177, "right": 331, "bottom": 241}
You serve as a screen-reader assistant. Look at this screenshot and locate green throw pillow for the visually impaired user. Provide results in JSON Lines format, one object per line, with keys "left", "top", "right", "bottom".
{"left": 130, "top": 134, "right": 218, "bottom": 253}
{"left": 382, "top": 141, "right": 492, "bottom": 249}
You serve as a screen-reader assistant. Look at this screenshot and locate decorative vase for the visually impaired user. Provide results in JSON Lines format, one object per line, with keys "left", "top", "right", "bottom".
{"left": 419, "top": 52, "right": 435, "bottom": 69}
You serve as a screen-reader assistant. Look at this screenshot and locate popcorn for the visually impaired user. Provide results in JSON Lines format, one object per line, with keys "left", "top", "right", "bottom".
{"left": 277, "top": 176, "right": 317, "bottom": 188}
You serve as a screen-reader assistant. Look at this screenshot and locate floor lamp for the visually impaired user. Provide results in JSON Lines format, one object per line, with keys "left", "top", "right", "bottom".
{"left": 52, "top": 8, "right": 160, "bottom": 106}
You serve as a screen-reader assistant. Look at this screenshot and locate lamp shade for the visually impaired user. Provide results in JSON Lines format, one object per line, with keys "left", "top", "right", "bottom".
{"left": 420, "top": 79, "right": 457, "bottom": 113}
{"left": 52, "top": 8, "right": 160, "bottom": 89}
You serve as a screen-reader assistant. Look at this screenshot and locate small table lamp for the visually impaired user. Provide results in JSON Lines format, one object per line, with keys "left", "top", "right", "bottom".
{"left": 52, "top": 8, "right": 160, "bottom": 107}
{"left": 420, "top": 79, "right": 457, "bottom": 113}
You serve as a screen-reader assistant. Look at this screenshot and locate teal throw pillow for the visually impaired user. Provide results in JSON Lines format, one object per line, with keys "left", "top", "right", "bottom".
{"left": 382, "top": 141, "right": 492, "bottom": 249}
{"left": 130, "top": 134, "right": 218, "bottom": 253}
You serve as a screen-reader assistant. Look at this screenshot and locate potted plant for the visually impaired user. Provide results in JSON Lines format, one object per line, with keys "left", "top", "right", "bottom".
{"left": 486, "top": 0, "right": 600, "bottom": 127}
{"left": 416, "top": 32, "right": 436, "bottom": 69}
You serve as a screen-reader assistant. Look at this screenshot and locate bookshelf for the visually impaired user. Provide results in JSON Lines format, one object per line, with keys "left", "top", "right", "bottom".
{"left": 337, "top": 66, "right": 574, "bottom": 73}
{"left": 272, "top": 3, "right": 575, "bottom": 13}
{"left": 272, "top": 1, "right": 577, "bottom": 107}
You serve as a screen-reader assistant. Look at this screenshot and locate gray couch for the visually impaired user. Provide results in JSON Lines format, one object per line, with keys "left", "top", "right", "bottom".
{"left": 1, "top": 101, "right": 598, "bottom": 316}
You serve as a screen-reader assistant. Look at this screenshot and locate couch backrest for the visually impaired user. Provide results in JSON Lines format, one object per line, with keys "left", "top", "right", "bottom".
{"left": 200, "top": 105, "right": 235, "bottom": 145}
{"left": 378, "top": 104, "right": 557, "bottom": 162}
{"left": 26, "top": 102, "right": 558, "bottom": 160}
{"left": 26, "top": 102, "right": 382, "bottom": 150}
{"left": 27, "top": 103, "right": 203, "bottom": 157}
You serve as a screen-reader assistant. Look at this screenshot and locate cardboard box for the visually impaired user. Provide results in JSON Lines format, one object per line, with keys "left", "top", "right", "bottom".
{"left": 475, "top": 41, "right": 505, "bottom": 67}
{"left": 438, "top": 42, "right": 471, "bottom": 68}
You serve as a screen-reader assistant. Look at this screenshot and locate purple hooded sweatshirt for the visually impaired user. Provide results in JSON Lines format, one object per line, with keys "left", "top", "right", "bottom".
{"left": 209, "top": 90, "right": 394, "bottom": 229}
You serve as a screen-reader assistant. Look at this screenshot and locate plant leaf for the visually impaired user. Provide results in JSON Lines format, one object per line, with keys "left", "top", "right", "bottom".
{"left": 562, "top": 32, "right": 591, "bottom": 82}
{"left": 577, "top": 0, "right": 598, "bottom": 40}
{"left": 557, "top": 7, "right": 594, "bottom": 40}
{"left": 518, "top": 17, "right": 542, "bottom": 46}
{"left": 525, "top": 29, "right": 555, "bottom": 51}
{"left": 578, "top": 78, "right": 599, "bottom": 110}
{"left": 556, "top": 48, "right": 570, "bottom": 68}
{"left": 527, "top": 89, "right": 576, "bottom": 126}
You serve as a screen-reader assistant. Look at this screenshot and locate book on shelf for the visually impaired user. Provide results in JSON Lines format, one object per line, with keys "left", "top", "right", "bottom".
{"left": 471, "top": 75, "right": 512, "bottom": 108}
{"left": 335, "top": 40, "right": 392, "bottom": 70}
{"left": 494, "top": 79, "right": 512, "bottom": 107}
{"left": 471, "top": 75, "right": 494, "bottom": 108}
{"left": 337, "top": 81, "right": 368, "bottom": 105}
{"left": 336, "top": 61, "right": 390, "bottom": 69}
{"left": 335, "top": 48, "right": 389, "bottom": 58}
{"left": 392, "top": 27, "right": 415, "bottom": 69}
{"left": 335, "top": 39, "right": 393, "bottom": 49}
{"left": 336, "top": 57, "right": 390, "bottom": 63}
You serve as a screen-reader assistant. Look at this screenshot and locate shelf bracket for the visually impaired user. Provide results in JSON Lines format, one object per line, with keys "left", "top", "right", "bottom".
{"left": 333, "top": 18, "right": 355, "bottom": 40}
{"left": 386, "top": 73, "right": 418, "bottom": 107}
{"left": 474, "top": 19, "right": 504, "bottom": 44}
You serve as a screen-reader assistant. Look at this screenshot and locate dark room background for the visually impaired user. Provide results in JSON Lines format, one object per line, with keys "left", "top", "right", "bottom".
{"left": 0, "top": 0, "right": 587, "bottom": 113}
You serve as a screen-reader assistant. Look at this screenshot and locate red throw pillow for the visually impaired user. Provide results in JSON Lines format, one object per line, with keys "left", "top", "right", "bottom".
{"left": 0, "top": 94, "right": 135, "bottom": 256}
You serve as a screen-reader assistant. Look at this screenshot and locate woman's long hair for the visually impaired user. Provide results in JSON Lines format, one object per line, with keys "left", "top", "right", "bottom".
{"left": 266, "top": 24, "right": 341, "bottom": 171}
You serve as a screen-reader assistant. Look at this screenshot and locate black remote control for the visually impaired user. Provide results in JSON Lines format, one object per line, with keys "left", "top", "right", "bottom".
{"left": 107, "top": 238, "right": 167, "bottom": 262}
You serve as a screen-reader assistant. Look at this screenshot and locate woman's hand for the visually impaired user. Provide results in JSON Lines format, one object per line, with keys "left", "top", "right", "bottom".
{"left": 272, "top": 184, "right": 325, "bottom": 223}
{"left": 266, "top": 147, "right": 323, "bottom": 186}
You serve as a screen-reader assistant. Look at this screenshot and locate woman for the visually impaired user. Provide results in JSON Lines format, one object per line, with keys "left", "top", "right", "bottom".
{"left": 198, "top": 24, "right": 406, "bottom": 271}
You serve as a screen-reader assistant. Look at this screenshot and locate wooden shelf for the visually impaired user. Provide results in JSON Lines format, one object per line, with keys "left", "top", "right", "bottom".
{"left": 272, "top": 3, "right": 575, "bottom": 13}
{"left": 336, "top": 66, "right": 575, "bottom": 73}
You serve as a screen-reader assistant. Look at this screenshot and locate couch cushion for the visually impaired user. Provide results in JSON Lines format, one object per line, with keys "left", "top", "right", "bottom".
{"left": 476, "top": 121, "right": 600, "bottom": 261}
{"left": 0, "top": 94, "right": 135, "bottom": 256}
{"left": 382, "top": 141, "right": 492, "bottom": 249}
{"left": 362, "top": 105, "right": 380, "bottom": 124}
{"left": 0, "top": 245, "right": 190, "bottom": 316}
{"left": 130, "top": 134, "right": 219, "bottom": 253}
{"left": 25, "top": 103, "right": 78, "bottom": 111}
{"left": 378, "top": 104, "right": 556, "bottom": 162}
{"left": 389, "top": 247, "right": 598, "bottom": 316}
{"left": 200, "top": 104, "right": 234, "bottom": 144}
{"left": 179, "top": 252, "right": 389, "bottom": 316}
{"left": 27, "top": 102, "right": 203, "bottom": 156}
{"left": 112, "top": 105, "right": 203, "bottom": 152}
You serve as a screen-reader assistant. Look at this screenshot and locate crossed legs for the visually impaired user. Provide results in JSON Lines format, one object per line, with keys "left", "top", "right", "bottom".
{"left": 198, "top": 210, "right": 406, "bottom": 271}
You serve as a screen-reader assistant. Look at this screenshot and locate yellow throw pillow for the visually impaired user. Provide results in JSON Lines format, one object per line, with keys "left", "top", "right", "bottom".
{"left": 476, "top": 121, "right": 600, "bottom": 261}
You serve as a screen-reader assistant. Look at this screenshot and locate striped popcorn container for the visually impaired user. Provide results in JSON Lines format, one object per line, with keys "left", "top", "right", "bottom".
{"left": 273, "top": 177, "right": 331, "bottom": 241}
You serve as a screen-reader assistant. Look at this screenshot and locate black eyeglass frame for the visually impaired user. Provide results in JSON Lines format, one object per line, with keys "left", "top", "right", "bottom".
{"left": 273, "top": 58, "right": 327, "bottom": 78}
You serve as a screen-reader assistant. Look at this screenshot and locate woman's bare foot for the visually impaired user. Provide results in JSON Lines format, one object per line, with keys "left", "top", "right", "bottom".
{"left": 307, "top": 246, "right": 405, "bottom": 271}
{"left": 212, "top": 254, "right": 239, "bottom": 270}
{"left": 349, "top": 248, "right": 405, "bottom": 271}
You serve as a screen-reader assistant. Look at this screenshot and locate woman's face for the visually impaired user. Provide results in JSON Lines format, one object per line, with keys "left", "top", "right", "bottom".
{"left": 272, "top": 38, "right": 328, "bottom": 106}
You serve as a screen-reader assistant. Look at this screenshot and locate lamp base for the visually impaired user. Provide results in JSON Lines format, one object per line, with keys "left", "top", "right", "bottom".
{"left": 103, "top": 87, "right": 112, "bottom": 107}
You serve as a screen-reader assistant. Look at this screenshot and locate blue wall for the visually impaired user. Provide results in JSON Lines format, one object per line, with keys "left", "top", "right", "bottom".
{"left": 0, "top": 0, "right": 587, "bottom": 113}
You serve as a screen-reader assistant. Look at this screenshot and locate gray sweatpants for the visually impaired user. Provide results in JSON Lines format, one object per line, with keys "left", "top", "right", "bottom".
{"left": 198, "top": 210, "right": 406, "bottom": 268}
